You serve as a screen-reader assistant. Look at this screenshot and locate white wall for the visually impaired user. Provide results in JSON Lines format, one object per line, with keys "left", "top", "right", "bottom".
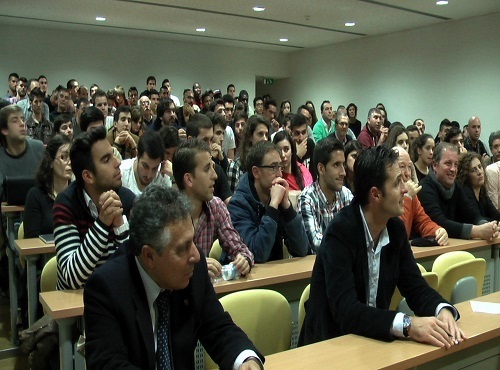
{"left": 0, "top": 26, "right": 290, "bottom": 100}
{"left": 268, "top": 12, "right": 500, "bottom": 140}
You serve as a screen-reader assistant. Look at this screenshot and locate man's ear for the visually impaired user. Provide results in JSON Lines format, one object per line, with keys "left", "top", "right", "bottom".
{"left": 140, "top": 245, "right": 157, "bottom": 269}
{"left": 317, "top": 163, "right": 325, "bottom": 178}
{"left": 431, "top": 160, "right": 438, "bottom": 173}
{"left": 251, "top": 165, "right": 260, "bottom": 179}
{"left": 370, "top": 186, "right": 381, "bottom": 202}
{"left": 82, "top": 169, "right": 95, "bottom": 185}
{"left": 184, "top": 172, "right": 194, "bottom": 189}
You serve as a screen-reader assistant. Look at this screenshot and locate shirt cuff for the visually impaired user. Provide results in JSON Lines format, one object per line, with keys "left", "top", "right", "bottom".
{"left": 390, "top": 312, "right": 406, "bottom": 338}
{"left": 435, "top": 303, "right": 458, "bottom": 320}
{"left": 113, "top": 215, "right": 129, "bottom": 235}
{"left": 233, "top": 350, "right": 262, "bottom": 370}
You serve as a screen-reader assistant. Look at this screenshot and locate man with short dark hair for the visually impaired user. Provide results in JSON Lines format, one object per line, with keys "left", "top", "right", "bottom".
{"left": 72, "top": 97, "right": 89, "bottom": 137}
{"left": 24, "top": 87, "right": 53, "bottom": 143}
{"left": 5, "top": 73, "right": 19, "bottom": 100}
{"left": 253, "top": 96, "right": 263, "bottom": 116}
{"left": 49, "top": 88, "right": 71, "bottom": 122}
{"left": 298, "top": 137, "right": 353, "bottom": 252}
{"left": 161, "top": 78, "right": 181, "bottom": 107}
{"left": 227, "top": 84, "right": 236, "bottom": 98}
{"left": 150, "top": 98, "right": 176, "bottom": 131}
{"left": 434, "top": 119, "right": 453, "bottom": 145}
{"left": 54, "top": 113, "right": 74, "bottom": 140}
{"left": 443, "top": 127, "right": 467, "bottom": 154}
{"left": 0, "top": 105, "right": 44, "bottom": 198}
{"left": 106, "top": 106, "right": 139, "bottom": 159}
{"left": 486, "top": 131, "right": 500, "bottom": 210}
{"left": 175, "top": 89, "right": 196, "bottom": 137}
{"left": 67, "top": 79, "right": 79, "bottom": 102}
{"left": 263, "top": 99, "right": 278, "bottom": 133}
{"left": 15, "top": 77, "right": 28, "bottom": 103}
{"left": 128, "top": 86, "right": 139, "bottom": 108}
{"left": 312, "top": 100, "right": 334, "bottom": 142}
{"left": 84, "top": 185, "right": 264, "bottom": 369}
{"left": 228, "top": 140, "right": 308, "bottom": 262}
{"left": 407, "top": 125, "right": 420, "bottom": 144}
{"left": 222, "top": 94, "right": 236, "bottom": 159}
{"left": 201, "top": 90, "right": 213, "bottom": 114}
{"left": 330, "top": 111, "right": 352, "bottom": 145}
{"left": 186, "top": 113, "right": 232, "bottom": 204}
{"left": 419, "top": 142, "right": 499, "bottom": 240}
{"left": 17, "top": 79, "right": 51, "bottom": 122}
{"left": 357, "top": 108, "right": 388, "bottom": 148}
{"left": 53, "top": 126, "right": 135, "bottom": 290}
{"left": 173, "top": 139, "right": 254, "bottom": 278}
{"left": 300, "top": 146, "right": 465, "bottom": 349}
{"left": 290, "top": 113, "right": 316, "bottom": 180}
{"left": 120, "top": 130, "right": 171, "bottom": 195}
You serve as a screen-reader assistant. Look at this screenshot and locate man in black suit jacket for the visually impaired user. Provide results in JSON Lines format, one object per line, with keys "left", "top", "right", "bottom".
{"left": 299, "top": 146, "right": 465, "bottom": 348}
{"left": 84, "top": 185, "right": 263, "bottom": 370}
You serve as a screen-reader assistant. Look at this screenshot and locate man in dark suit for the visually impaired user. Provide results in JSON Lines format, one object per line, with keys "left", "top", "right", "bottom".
{"left": 299, "top": 146, "right": 466, "bottom": 348}
{"left": 84, "top": 185, "right": 264, "bottom": 370}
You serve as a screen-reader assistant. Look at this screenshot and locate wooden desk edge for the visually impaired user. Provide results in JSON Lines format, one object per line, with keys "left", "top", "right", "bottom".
{"left": 39, "top": 290, "right": 84, "bottom": 320}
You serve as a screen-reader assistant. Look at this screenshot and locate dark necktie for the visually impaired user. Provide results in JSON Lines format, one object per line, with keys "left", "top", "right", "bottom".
{"left": 156, "top": 291, "right": 172, "bottom": 370}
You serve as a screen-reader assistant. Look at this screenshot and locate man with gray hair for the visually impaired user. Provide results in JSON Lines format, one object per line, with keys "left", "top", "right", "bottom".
{"left": 419, "top": 142, "right": 499, "bottom": 240}
{"left": 357, "top": 108, "right": 388, "bottom": 148}
{"left": 84, "top": 185, "right": 264, "bottom": 369}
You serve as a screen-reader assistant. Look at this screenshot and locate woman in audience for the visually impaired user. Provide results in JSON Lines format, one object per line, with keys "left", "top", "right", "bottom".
{"left": 24, "top": 135, "right": 72, "bottom": 238}
{"left": 411, "top": 133, "right": 435, "bottom": 182}
{"left": 130, "top": 108, "right": 145, "bottom": 137}
{"left": 457, "top": 152, "right": 500, "bottom": 221}
{"left": 343, "top": 140, "right": 362, "bottom": 192}
{"left": 227, "top": 114, "right": 270, "bottom": 192}
{"left": 232, "top": 110, "right": 247, "bottom": 159}
{"left": 305, "top": 100, "right": 318, "bottom": 127}
{"left": 277, "top": 99, "right": 291, "bottom": 126}
{"left": 273, "top": 131, "right": 312, "bottom": 191}
{"left": 385, "top": 124, "right": 409, "bottom": 152}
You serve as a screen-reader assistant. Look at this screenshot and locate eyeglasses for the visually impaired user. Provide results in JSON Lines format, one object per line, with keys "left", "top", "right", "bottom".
{"left": 258, "top": 163, "right": 284, "bottom": 174}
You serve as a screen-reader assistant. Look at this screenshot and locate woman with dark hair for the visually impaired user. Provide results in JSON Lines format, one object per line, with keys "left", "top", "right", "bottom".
{"left": 232, "top": 110, "right": 247, "bottom": 158}
{"left": 346, "top": 103, "right": 361, "bottom": 137}
{"left": 273, "top": 131, "right": 312, "bottom": 191}
{"left": 344, "top": 140, "right": 362, "bottom": 192}
{"left": 305, "top": 100, "right": 318, "bottom": 128}
{"left": 385, "top": 125, "right": 409, "bottom": 152}
{"left": 412, "top": 133, "right": 434, "bottom": 182}
{"left": 227, "top": 114, "right": 270, "bottom": 192}
{"left": 24, "top": 134, "right": 73, "bottom": 238}
{"left": 457, "top": 152, "right": 500, "bottom": 221}
{"left": 130, "top": 108, "right": 145, "bottom": 137}
{"left": 276, "top": 99, "right": 291, "bottom": 126}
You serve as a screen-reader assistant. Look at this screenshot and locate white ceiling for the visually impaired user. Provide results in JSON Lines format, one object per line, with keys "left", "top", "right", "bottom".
{"left": 1, "top": 0, "right": 499, "bottom": 52}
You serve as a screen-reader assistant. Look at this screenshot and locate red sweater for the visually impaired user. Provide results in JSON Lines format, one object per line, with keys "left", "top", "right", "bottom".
{"left": 400, "top": 194, "right": 440, "bottom": 239}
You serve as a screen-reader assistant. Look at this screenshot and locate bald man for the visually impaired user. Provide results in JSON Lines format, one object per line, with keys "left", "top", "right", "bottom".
{"left": 464, "top": 116, "right": 489, "bottom": 160}
{"left": 393, "top": 147, "right": 448, "bottom": 245}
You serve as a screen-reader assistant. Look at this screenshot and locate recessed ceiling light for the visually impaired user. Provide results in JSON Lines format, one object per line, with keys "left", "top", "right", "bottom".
{"left": 279, "top": 38, "right": 288, "bottom": 42}
{"left": 196, "top": 28, "right": 206, "bottom": 32}
{"left": 436, "top": 0, "right": 448, "bottom": 5}
{"left": 345, "top": 22, "right": 356, "bottom": 27}
{"left": 95, "top": 16, "right": 106, "bottom": 22}
{"left": 253, "top": 6, "right": 265, "bottom": 12}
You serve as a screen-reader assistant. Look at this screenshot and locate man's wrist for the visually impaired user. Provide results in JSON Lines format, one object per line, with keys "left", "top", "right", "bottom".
{"left": 243, "top": 356, "right": 264, "bottom": 370}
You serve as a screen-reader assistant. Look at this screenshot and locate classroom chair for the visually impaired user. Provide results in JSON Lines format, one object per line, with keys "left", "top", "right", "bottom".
{"left": 209, "top": 239, "right": 222, "bottom": 261}
{"left": 204, "top": 289, "right": 292, "bottom": 369}
{"left": 298, "top": 284, "right": 310, "bottom": 334}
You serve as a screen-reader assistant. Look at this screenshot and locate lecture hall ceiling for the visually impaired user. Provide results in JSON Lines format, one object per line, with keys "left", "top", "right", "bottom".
{"left": 1, "top": 0, "right": 499, "bottom": 52}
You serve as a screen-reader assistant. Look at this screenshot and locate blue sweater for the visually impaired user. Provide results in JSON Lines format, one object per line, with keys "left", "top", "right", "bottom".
{"left": 227, "top": 173, "right": 308, "bottom": 262}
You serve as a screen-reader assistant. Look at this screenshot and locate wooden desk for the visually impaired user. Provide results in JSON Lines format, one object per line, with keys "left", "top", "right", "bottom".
{"left": 15, "top": 238, "right": 55, "bottom": 326}
{"left": 1, "top": 202, "right": 25, "bottom": 344}
{"left": 265, "top": 292, "right": 500, "bottom": 369}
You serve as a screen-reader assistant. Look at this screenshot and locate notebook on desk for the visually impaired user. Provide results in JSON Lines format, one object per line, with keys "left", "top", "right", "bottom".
{"left": 3, "top": 176, "right": 35, "bottom": 205}
{"left": 39, "top": 234, "right": 55, "bottom": 244}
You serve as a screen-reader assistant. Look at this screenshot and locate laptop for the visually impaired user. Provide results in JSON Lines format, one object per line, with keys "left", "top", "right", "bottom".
{"left": 3, "top": 176, "right": 36, "bottom": 205}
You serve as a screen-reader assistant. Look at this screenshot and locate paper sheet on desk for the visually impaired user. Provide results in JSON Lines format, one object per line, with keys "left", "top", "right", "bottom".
{"left": 470, "top": 300, "right": 500, "bottom": 314}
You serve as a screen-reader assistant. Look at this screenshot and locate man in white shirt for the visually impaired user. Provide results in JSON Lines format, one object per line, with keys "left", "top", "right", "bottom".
{"left": 120, "top": 131, "right": 171, "bottom": 195}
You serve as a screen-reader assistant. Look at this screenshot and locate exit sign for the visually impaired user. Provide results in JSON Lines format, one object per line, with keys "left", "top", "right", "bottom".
{"left": 263, "top": 78, "right": 274, "bottom": 85}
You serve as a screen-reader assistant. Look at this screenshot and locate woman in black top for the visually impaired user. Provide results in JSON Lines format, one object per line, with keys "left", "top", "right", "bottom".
{"left": 457, "top": 152, "right": 500, "bottom": 222}
{"left": 24, "top": 135, "right": 72, "bottom": 238}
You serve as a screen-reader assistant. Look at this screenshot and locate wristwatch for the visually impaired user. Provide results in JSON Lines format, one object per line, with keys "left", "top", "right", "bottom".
{"left": 403, "top": 314, "right": 411, "bottom": 337}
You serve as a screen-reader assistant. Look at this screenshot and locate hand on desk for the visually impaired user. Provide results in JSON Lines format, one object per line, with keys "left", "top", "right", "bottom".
{"left": 435, "top": 228, "right": 449, "bottom": 246}
{"left": 206, "top": 257, "right": 222, "bottom": 279}
{"left": 239, "top": 358, "right": 262, "bottom": 369}
{"left": 408, "top": 311, "right": 466, "bottom": 348}
{"left": 231, "top": 253, "right": 251, "bottom": 276}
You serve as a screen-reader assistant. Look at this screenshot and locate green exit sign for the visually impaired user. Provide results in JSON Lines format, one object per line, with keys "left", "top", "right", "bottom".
{"left": 263, "top": 78, "right": 274, "bottom": 85}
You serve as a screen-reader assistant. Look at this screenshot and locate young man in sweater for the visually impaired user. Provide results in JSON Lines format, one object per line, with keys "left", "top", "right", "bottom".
{"left": 53, "top": 126, "right": 135, "bottom": 290}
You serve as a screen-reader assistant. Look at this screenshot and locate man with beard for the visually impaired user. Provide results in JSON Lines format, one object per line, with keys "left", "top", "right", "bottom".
{"left": 120, "top": 130, "right": 171, "bottom": 195}
{"left": 53, "top": 126, "right": 135, "bottom": 290}
{"left": 357, "top": 108, "right": 388, "bottom": 148}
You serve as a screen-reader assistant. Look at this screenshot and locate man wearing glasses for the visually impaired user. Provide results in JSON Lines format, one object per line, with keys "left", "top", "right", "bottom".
{"left": 329, "top": 111, "right": 353, "bottom": 145}
{"left": 228, "top": 140, "right": 308, "bottom": 262}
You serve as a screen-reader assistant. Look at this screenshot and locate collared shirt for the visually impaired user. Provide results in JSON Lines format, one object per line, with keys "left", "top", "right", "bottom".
{"left": 298, "top": 182, "right": 353, "bottom": 252}
{"left": 227, "top": 158, "right": 243, "bottom": 193}
{"left": 134, "top": 252, "right": 259, "bottom": 370}
{"left": 359, "top": 205, "right": 457, "bottom": 337}
{"left": 194, "top": 196, "right": 254, "bottom": 264}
